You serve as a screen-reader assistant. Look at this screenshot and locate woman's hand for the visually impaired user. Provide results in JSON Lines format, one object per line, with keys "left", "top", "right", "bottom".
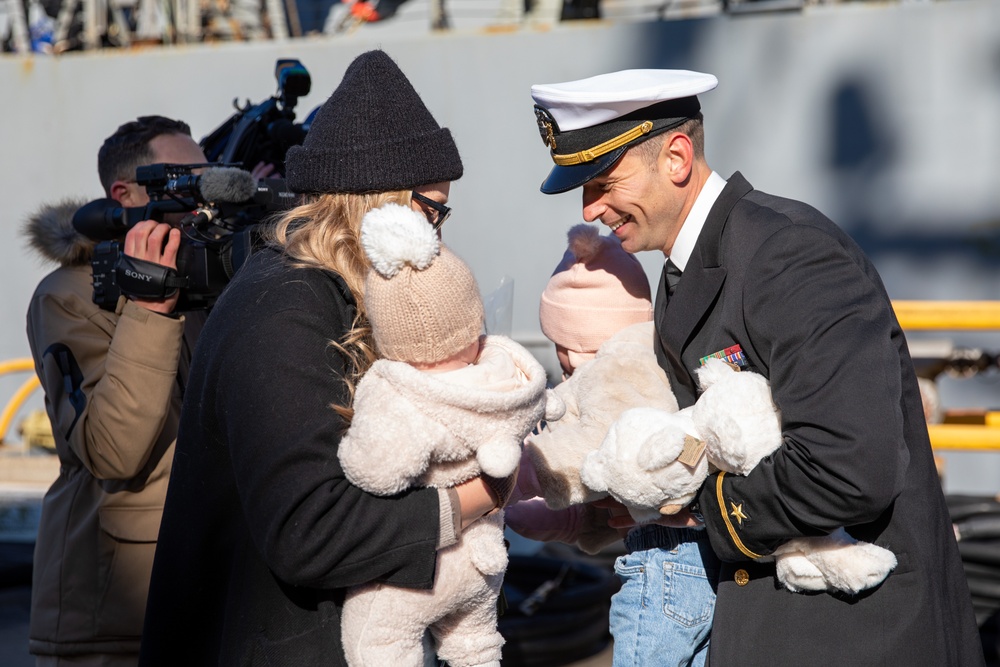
{"left": 453, "top": 477, "right": 498, "bottom": 530}
{"left": 124, "top": 220, "right": 181, "bottom": 315}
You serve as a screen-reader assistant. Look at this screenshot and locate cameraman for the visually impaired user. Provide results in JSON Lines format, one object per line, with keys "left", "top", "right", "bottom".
{"left": 23, "top": 115, "right": 208, "bottom": 667}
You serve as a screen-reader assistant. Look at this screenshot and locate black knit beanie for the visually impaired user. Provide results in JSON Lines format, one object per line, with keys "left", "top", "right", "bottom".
{"left": 285, "top": 50, "right": 464, "bottom": 194}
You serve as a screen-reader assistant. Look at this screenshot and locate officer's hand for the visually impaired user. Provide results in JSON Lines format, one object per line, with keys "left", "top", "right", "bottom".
{"left": 124, "top": 220, "right": 180, "bottom": 315}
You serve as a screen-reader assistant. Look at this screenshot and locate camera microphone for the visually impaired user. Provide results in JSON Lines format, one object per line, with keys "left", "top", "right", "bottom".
{"left": 195, "top": 167, "right": 258, "bottom": 204}
{"left": 164, "top": 166, "right": 258, "bottom": 204}
{"left": 72, "top": 167, "right": 260, "bottom": 241}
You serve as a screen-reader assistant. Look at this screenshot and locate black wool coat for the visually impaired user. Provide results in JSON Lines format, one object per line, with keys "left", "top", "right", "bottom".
{"left": 658, "top": 173, "right": 984, "bottom": 666}
{"left": 139, "top": 248, "right": 441, "bottom": 666}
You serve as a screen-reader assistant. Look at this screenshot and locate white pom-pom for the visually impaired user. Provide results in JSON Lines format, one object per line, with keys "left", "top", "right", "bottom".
{"left": 361, "top": 203, "right": 440, "bottom": 279}
{"left": 566, "top": 224, "right": 605, "bottom": 263}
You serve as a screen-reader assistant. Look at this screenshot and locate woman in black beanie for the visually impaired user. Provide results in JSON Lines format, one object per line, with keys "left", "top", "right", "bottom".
{"left": 139, "top": 50, "right": 501, "bottom": 666}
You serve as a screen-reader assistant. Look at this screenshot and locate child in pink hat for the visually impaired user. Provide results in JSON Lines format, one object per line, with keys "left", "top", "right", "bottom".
{"left": 539, "top": 223, "right": 654, "bottom": 376}
{"left": 506, "top": 224, "right": 719, "bottom": 667}
{"left": 507, "top": 223, "right": 658, "bottom": 539}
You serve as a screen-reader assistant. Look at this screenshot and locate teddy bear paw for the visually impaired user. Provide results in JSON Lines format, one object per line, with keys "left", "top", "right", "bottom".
{"left": 805, "top": 539, "right": 898, "bottom": 595}
{"left": 775, "top": 531, "right": 898, "bottom": 595}
{"left": 774, "top": 549, "right": 828, "bottom": 593}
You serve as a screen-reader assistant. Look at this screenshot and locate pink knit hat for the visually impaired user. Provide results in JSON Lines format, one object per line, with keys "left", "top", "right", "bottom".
{"left": 539, "top": 224, "right": 652, "bottom": 369}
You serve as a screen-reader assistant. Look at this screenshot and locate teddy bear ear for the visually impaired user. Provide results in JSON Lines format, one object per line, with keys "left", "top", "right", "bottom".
{"left": 544, "top": 389, "right": 566, "bottom": 422}
{"left": 694, "top": 357, "right": 738, "bottom": 391}
{"left": 579, "top": 450, "right": 609, "bottom": 493}
{"left": 637, "top": 425, "right": 687, "bottom": 472}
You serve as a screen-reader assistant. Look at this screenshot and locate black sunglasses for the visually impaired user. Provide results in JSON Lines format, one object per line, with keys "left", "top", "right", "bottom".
{"left": 411, "top": 191, "right": 452, "bottom": 231}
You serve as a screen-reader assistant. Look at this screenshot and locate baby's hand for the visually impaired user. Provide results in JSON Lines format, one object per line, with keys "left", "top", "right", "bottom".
{"left": 506, "top": 498, "right": 585, "bottom": 544}
{"left": 593, "top": 496, "right": 702, "bottom": 531}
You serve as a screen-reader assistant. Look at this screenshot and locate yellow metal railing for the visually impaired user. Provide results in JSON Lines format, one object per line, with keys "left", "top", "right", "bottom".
{"left": 0, "top": 358, "right": 43, "bottom": 446}
{"left": 928, "top": 425, "right": 1000, "bottom": 451}
{"left": 893, "top": 301, "right": 1000, "bottom": 452}
{"left": 894, "top": 301, "right": 1000, "bottom": 331}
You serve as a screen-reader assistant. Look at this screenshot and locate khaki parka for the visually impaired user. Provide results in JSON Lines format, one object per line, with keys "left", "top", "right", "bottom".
{"left": 23, "top": 200, "right": 202, "bottom": 658}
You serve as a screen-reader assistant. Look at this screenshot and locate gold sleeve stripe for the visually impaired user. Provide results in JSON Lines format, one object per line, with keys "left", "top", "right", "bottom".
{"left": 551, "top": 121, "right": 654, "bottom": 166}
{"left": 716, "top": 472, "right": 763, "bottom": 559}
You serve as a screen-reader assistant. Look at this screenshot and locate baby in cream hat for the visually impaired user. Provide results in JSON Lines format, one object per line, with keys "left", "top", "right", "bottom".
{"left": 336, "top": 203, "right": 563, "bottom": 667}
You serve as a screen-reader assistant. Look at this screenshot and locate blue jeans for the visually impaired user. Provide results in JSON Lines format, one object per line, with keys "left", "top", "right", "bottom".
{"left": 610, "top": 525, "right": 719, "bottom": 667}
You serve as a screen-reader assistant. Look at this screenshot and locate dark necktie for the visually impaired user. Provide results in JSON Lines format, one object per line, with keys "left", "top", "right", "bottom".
{"left": 665, "top": 259, "right": 682, "bottom": 296}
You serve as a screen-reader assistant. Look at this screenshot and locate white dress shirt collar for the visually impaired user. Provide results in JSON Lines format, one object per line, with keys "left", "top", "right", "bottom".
{"left": 668, "top": 170, "right": 727, "bottom": 272}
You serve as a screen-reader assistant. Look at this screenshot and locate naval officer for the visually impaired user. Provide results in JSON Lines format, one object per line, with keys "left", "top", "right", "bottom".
{"left": 528, "top": 67, "right": 984, "bottom": 665}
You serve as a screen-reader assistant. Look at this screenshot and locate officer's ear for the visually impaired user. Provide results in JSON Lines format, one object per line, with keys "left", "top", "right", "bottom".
{"left": 659, "top": 132, "right": 694, "bottom": 185}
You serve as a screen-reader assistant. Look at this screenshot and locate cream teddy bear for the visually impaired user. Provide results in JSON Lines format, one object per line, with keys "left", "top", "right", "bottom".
{"left": 579, "top": 405, "right": 707, "bottom": 523}
{"left": 514, "top": 320, "right": 679, "bottom": 554}
{"left": 523, "top": 320, "right": 678, "bottom": 511}
{"left": 581, "top": 357, "right": 898, "bottom": 595}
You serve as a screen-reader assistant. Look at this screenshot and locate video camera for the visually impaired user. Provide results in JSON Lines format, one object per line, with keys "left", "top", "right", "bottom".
{"left": 74, "top": 162, "right": 296, "bottom": 311}
{"left": 72, "top": 58, "right": 314, "bottom": 311}
{"left": 200, "top": 58, "right": 314, "bottom": 175}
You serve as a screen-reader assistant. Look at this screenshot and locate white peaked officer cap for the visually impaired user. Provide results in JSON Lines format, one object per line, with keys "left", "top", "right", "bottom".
{"left": 531, "top": 69, "right": 718, "bottom": 194}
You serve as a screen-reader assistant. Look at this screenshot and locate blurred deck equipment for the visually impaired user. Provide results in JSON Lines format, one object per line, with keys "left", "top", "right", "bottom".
{"left": 895, "top": 300, "right": 1000, "bottom": 660}
{"left": 499, "top": 553, "right": 618, "bottom": 667}
{"left": 48, "top": 0, "right": 284, "bottom": 50}
{"left": 893, "top": 300, "right": 1000, "bottom": 451}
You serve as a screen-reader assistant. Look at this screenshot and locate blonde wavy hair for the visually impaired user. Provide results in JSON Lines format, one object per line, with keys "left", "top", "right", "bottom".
{"left": 267, "top": 189, "right": 411, "bottom": 422}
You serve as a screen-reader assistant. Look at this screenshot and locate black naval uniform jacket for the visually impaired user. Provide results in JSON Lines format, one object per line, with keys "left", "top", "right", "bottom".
{"left": 139, "top": 248, "right": 442, "bottom": 666}
{"left": 658, "top": 173, "right": 983, "bottom": 665}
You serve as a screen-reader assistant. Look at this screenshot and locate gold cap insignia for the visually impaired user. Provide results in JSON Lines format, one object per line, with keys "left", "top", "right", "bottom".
{"left": 534, "top": 106, "right": 558, "bottom": 150}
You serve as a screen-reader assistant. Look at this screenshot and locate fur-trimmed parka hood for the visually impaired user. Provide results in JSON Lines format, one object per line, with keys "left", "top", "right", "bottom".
{"left": 23, "top": 198, "right": 96, "bottom": 267}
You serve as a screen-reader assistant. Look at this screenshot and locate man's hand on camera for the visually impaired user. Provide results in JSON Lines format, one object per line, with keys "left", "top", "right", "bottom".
{"left": 124, "top": 220, "right": 181, "bottom": 315}
{"left": 251, "top": 161, "right": 279, "bottom": 180}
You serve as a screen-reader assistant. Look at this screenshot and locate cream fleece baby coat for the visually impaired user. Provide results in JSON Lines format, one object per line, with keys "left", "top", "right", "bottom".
{"left": 338, "top": 335, "right": 563, "bottom": 667}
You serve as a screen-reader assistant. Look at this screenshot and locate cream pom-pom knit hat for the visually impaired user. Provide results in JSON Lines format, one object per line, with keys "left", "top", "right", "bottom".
{"left": 362, "top": 203, "right": 484, "bottom": 364}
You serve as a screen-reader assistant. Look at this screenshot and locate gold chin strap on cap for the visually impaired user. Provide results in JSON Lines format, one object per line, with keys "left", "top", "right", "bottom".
{"left": 551, "top": 121, "right": 654, "bottom": 166}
